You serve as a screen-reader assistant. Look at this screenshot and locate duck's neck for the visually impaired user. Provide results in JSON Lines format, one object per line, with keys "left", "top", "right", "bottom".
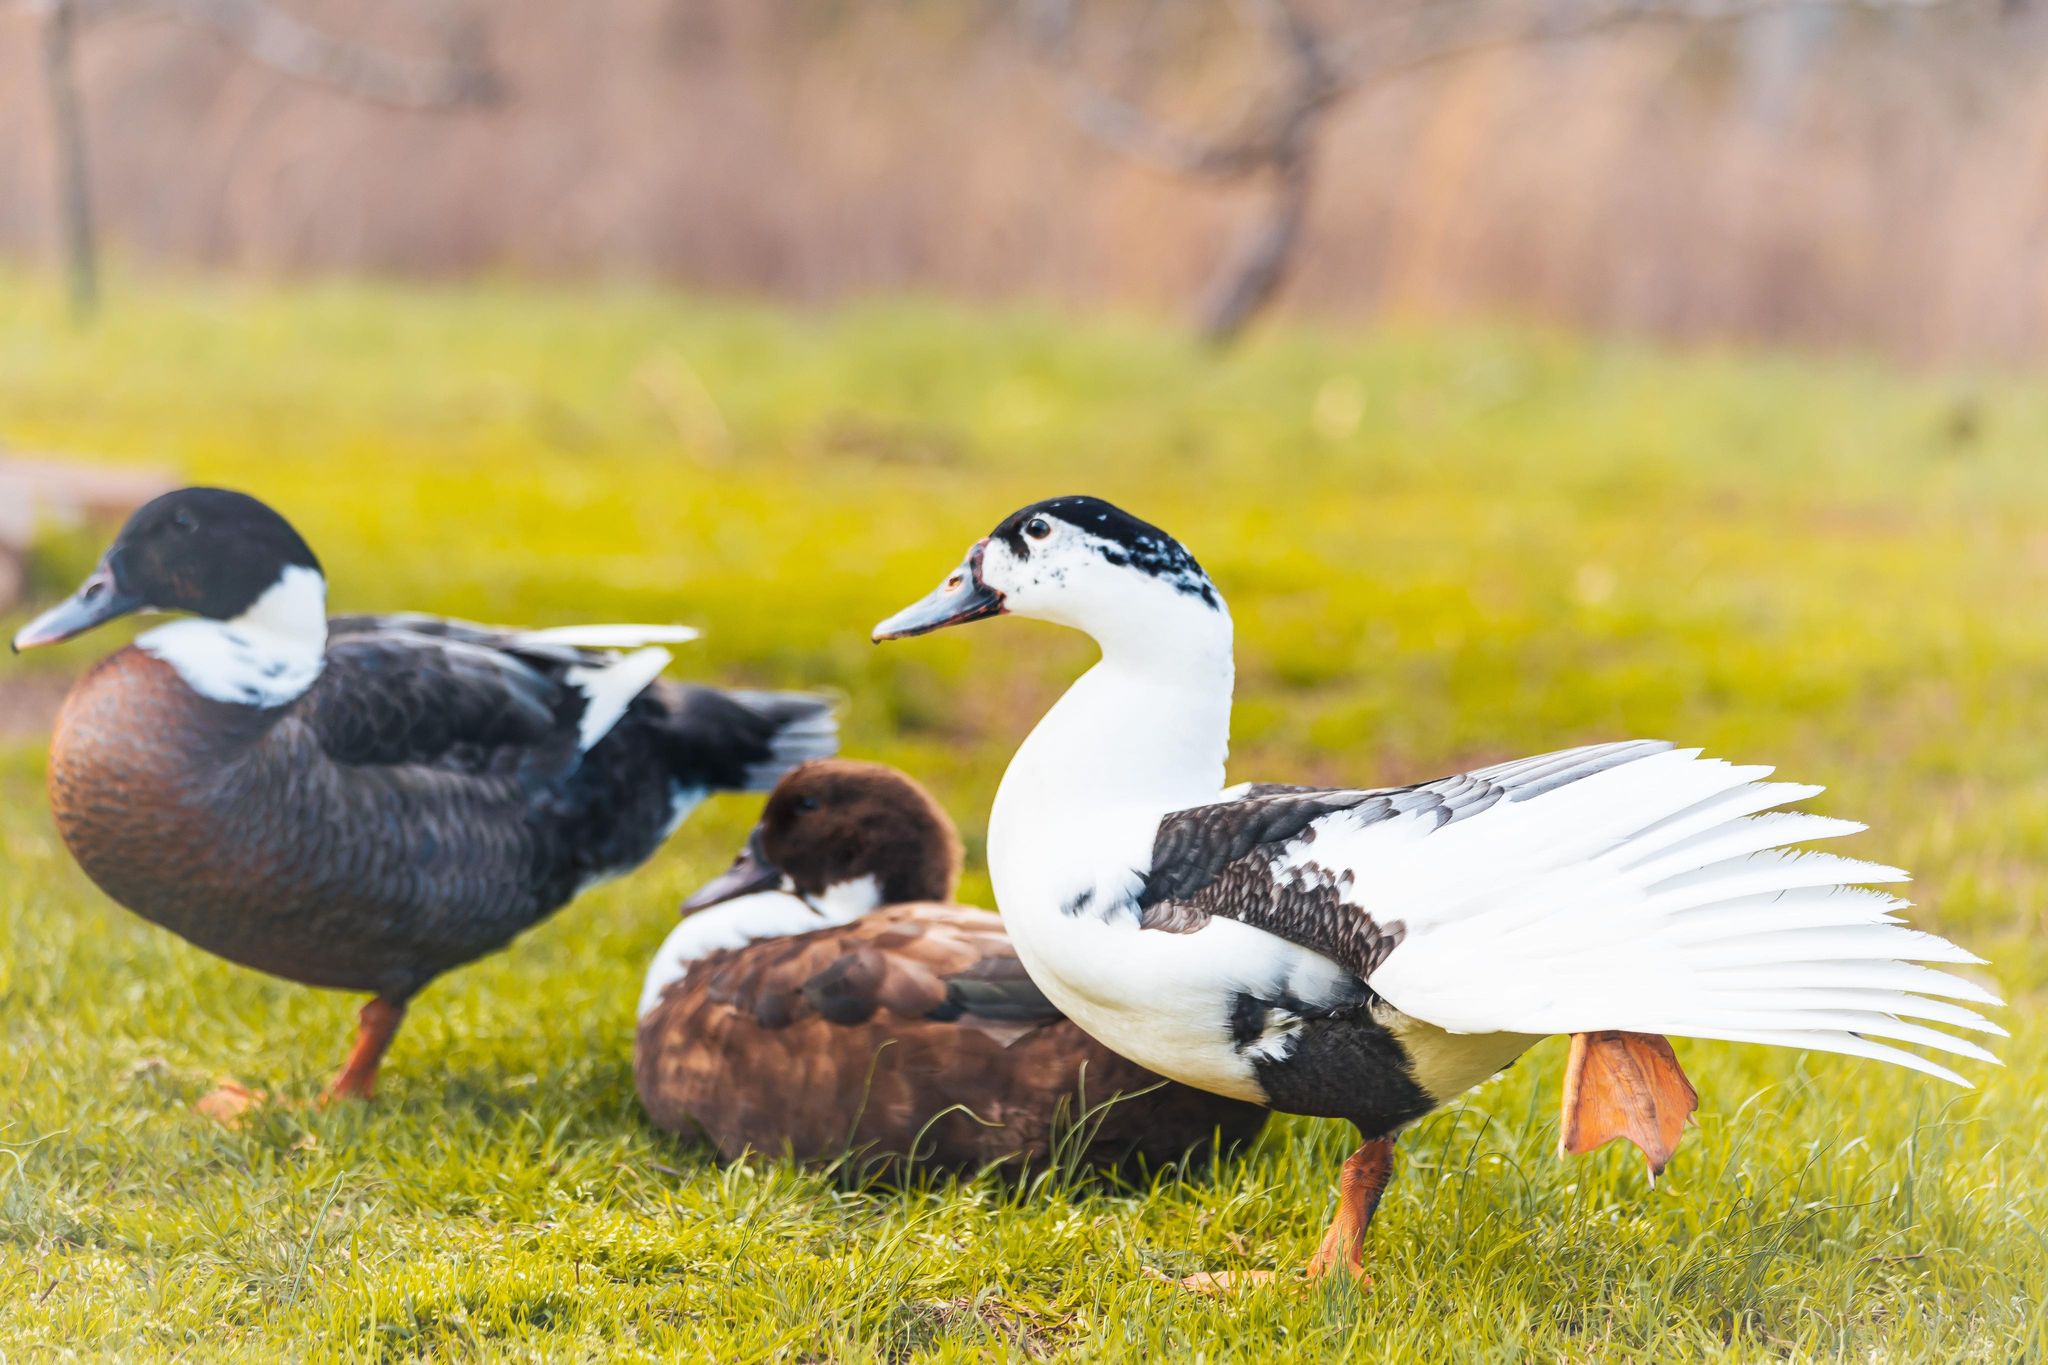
{"left": 798, "top": 875, "right": 887, "bottom": 922}
{"left": 138, "top": 566, "right": 329, "bottom": 709}
{"left": 989, "top": 600, "right": 1234, "bottom": 915}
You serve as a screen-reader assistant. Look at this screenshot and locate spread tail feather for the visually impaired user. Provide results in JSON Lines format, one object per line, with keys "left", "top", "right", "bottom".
{"left": 1350, "top": 745, "right": 2001, "bottom": 1085}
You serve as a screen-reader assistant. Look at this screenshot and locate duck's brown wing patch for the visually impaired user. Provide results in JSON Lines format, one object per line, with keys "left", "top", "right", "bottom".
{"left": 636, "top": 904, "right": 1266, "bottom": 1176}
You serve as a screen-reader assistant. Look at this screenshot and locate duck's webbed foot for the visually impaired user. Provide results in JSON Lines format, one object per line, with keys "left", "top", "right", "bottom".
{"left": 1559, "top": 1030, "right": 1698, "bottom": 1178}
{"left": 325, "top": 996, "right": 408, "bottom": 1102}
{"left": 1150, "top": 1268, "right": 1284, "bottom": 1294}
{"left": 1149, "top": 1135, "right": 1396, "bottom": 1295}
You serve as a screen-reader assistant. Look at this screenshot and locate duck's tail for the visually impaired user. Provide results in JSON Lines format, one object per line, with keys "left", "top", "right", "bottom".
{"left": 649, "top": 684, "right": 840, "bottom": 794}
{"left": 1350, "top": 745, "right": 2004, "bottom": 1085}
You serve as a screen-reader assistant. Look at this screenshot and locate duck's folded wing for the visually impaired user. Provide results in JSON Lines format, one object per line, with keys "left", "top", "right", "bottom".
{"left": 1141, "top": 741, "right": 2003, "bottom": 1084}
{"left": 701, "top": 905, "right": 1062, "bottom": 1040}
{"left": 304, "top": 626, "right": 669, "bottom": 775}
{"left": 326, "top": 615, "right": 832, "bottom": 789}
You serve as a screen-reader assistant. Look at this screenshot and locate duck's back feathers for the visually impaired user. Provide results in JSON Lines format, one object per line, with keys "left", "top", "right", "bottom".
{"left": 305, "top": 626, "right": 576, "bottom": 773}
{"left": 1140, "top": 742, "right": 2002, "bottom": 1085}
{"left": 635, "top": 903, "right": 1266, "bottom": 1177}
{"left": 315, "top": 614, "right": 836, "bottom": 791}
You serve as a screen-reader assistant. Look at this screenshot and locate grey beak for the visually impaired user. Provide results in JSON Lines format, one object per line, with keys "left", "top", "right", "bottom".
{"left": 871, "top": 542, "right": 1005, "bottom": 642}
{"left": 12, "top": 564, "right": 142, "bottom": 652}
{"left": 679, "top": 834, "right": 784, "bottom": 915}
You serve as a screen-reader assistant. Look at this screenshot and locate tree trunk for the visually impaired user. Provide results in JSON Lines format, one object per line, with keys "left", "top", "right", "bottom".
{"left": 40, "top": 0, "right": 99, "bottom": 321}
{"left": 1197, "top": 132, "right": 1315, "bottom": 346}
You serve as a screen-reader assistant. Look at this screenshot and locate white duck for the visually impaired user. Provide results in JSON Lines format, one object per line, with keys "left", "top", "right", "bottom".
{"left": 872, "top": 495, "right": 2000, "bottom": 1287}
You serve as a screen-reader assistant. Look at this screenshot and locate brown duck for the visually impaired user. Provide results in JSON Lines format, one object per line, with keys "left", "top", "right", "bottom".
{"left": 635, "top": 759, "right": 1269, "bottom": 1176}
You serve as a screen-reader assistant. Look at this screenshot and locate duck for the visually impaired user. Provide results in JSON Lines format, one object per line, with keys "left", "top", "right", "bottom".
{"left": 872, "top": 495, "right": 2001, "bottom": 1287}
{"left": 10, "top": 487, "right": 836, "bottom": 1101}
{"left": 635, "top": 758, "right": 1269, "bottom": 1177}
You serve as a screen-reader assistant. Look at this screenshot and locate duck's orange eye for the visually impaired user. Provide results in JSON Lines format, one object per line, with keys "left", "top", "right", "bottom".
{"left": 1025, "top": 517, "right": 1052, "bottom": 540}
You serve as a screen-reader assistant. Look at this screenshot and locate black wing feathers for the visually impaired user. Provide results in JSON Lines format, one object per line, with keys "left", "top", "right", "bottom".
{"left": 308, "top": 615, "right": 834, "bottom": 793}
{"left": 1142, "top": 789, "right": 1384, "bottom": 908}
{"left": 306, "top": 630, "right": 571, "bottom": 771}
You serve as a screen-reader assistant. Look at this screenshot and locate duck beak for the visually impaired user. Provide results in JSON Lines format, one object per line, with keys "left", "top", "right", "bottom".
{"left": 679, "top": 833, "right": 784, "bottom": 915}
{"left": 11, "top": 563, "right": 142, "bottom": 652}
{"left": 872, "top": 542, "right": 1004, "bottom": 642}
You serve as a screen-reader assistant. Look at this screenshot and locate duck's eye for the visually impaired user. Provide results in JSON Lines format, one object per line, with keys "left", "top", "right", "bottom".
{"left": 794, "top": 795, "right": 821, "bottom": 814}
{"left": 1025, "top": 517, "right": 1052, "bottom": 540}
{"left": 171, "top": 511, "right": 198, "bottom": 535}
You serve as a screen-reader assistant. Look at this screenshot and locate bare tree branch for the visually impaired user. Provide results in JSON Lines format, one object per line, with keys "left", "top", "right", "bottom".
{"left": 74, "top": 0, "right": 503, "bottom": 108}
{"left": 3, "top": 0, "right": 503, "bottom": 320}
{"left": 1330, "top": 0, "right": 1947, "bottom": 81}
{"left": 1029, "top": 0, "right": 1957, "bottom": 345}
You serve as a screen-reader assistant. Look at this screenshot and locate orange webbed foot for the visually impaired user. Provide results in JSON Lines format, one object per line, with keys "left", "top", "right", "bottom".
{"left": 193, "top": 1080, "right": 268, "bottom": 1127}
{"left": 1559, "top": 1030, "right": 1699, "bottom": 1178}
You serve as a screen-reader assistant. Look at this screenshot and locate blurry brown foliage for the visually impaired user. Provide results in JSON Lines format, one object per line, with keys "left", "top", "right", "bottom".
{"left": 0, "top": 0, "right": 2042, "bottom": 363}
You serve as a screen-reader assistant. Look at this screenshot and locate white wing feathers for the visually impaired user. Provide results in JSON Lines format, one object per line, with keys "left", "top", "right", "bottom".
{"left": 1312, "top": 747, "right": 2001, "bottom": 1085}
{"left": 565, "top": 647, "right": 673, "bottom": 752}
{"left": 515, "top": 623, "right": 701, "bottom": 649}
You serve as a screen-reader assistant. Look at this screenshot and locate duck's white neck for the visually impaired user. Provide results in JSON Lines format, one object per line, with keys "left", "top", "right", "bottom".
{"left": 138, "top": 566, "right": 329, "bottom": 708}
{"left": 799, "top": 875, "right": 884, "bottom": 920}
{"left": 988, "top": 595, "right": 1234, "bottom": 916}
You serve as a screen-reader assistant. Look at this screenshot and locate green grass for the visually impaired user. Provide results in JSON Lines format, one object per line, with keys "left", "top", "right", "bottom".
{"left": 0, "top": 275, "right": 2042, "bottom": 1361}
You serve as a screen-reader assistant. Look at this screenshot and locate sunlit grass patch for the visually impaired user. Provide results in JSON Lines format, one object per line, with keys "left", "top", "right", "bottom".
{"left": 0, "top": 274, "right": 2041, "bottom": 1360}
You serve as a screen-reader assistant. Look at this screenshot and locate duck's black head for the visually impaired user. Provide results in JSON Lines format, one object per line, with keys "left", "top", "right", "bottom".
{"left": 12, "top": 488, "right": 322, "bottom": 651}
{"left": 871, "top": 495, "right": 1221, "bottom": 644}
{"left": 679, "top": 759, "right": 962, "bottom": 916}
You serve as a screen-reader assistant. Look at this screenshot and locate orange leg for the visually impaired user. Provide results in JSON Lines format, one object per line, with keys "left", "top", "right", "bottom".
{"left": 326, "top": 997, "right": 407, "bottom": 1102}
{"left": 1305, "top": 1137, "right": 1396, "bottom": 1280}
{"left": 1164, "top": 1137, "right": 1396, "bottom": 1293}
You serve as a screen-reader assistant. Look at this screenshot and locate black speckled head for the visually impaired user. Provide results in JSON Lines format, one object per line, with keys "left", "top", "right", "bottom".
{"left": 873, "top": 495, "right": 1225, "bottom": 645}
{"left": 14, "top": 487, "right": 323, "bottom": 651}
{"left": 988, "top": 496, "right": 1218, "bottom": 608}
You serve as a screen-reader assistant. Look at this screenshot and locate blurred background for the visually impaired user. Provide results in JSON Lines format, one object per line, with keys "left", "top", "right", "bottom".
{"left": 1, "top": 2, "right": 2044, "bottom": 1358}
{"left": 4, "top": 0, "right": 2047, "bottom": 359}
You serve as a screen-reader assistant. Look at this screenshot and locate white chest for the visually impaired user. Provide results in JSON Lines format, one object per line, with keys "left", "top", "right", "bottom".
{"left": 989, "top": 812, "right": 1362, "bottom": 1107}
{"left": 998, "top": 893, "right": 1273, "bottom": 1103}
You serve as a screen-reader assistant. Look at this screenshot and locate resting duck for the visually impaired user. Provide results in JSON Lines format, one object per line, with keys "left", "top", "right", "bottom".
{"left": 635, "top": 758, "right": 1268, "bottom": 1176}
{"left": 11, "top": 487, "right": 836, "bottom": 1100}
{"left": 874, "top": 495, "right": 2001, "bottom": 1286}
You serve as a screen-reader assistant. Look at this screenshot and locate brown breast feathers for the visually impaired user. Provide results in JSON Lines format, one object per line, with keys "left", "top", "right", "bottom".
{"left": 635, "top": 902, "right": 1268, "bottom": 1179}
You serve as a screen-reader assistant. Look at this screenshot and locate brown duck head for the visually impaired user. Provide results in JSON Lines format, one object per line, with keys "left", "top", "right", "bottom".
{"left": 681, "top": 759, "right": 962, "bottom": 918}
